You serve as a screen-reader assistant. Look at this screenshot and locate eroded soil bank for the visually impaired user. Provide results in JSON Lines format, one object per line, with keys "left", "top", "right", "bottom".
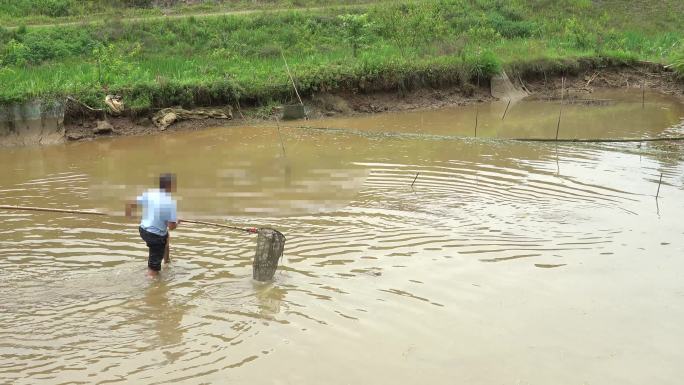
{"left": 54, "top": 64, "right": 684, "bottom": 142}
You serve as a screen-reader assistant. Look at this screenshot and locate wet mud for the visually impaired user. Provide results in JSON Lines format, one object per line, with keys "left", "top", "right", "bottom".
{"left": 57, "top": 65, "right": 684, "bottom": 143}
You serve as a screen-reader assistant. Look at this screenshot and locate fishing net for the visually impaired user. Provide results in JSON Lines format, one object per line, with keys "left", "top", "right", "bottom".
{"left": 252, "top": 228, "right": 286, "bottom": 282}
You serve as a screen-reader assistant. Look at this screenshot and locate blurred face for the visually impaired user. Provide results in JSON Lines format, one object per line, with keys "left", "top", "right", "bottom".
{"left": 160, "top": 174, "right": 177, "bottom": 193}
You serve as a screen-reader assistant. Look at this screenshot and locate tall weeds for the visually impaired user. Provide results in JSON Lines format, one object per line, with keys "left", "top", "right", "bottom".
{"left": 0, "top": 0, "right": 682, "bottom": 109}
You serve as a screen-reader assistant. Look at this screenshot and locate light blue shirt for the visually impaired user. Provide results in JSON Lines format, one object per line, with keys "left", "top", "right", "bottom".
{"left": 137, "top": 189, "right": 177, "bottom": 236}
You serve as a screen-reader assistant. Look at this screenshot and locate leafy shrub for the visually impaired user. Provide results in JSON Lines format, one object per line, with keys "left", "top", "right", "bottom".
{"left": 36, "top": 0, "right": 73, "bottom": 17}
{"left": 2, "top": 39, "right": 30, "bottom": 66}
{"left": 209, "top": 47, "right": 232, "bottom": 60}
{"left": 0, "top": 26, "right": 10, "bottom": 43}
{"left": 490, "top": 16, "right": 537, "bottom": 38}
{"left": 2, "top": 28, "right": 98, "bottom": 65}
{"left": 671, "top": 47, "right": 684, "bottom": 78}
{"left": 304, "top": 15, "right": 339, "bottom": 35}
{"left": 463, "top": 47, "right": 501, "bottom": 79}
{"left": 467, "top": 26, "right": 501, "bottom": 43}
{"left": 433, "top": 36, "right": 468, "bottom": 56}
{"left": 128, "top": 92, "right": 152, "bottom": 111}
{"left": 372, "top": 1, "right": 447, "bottom": 55}
{"left": 92, "top": 42, "right": 142, "bottom": 85}
{"left": 121, "top": 0, "right": 153, "bottom": 7}
{"left": 618, "top": 31, "right": 648, "bottom": 53}
{"left": 256, "top": 44, "right": 282, "bottom": 58}
{"left": 641, "top": 33, "right": 681, "bottom": 58}
{"left": 338, "top": 13, "right": 373, "bottom": 57}
{"left": 563, "top": 17, "right": 594, "bottom": 50}
{"left": 21, "top": 32, "right": 71, "bottom": 62}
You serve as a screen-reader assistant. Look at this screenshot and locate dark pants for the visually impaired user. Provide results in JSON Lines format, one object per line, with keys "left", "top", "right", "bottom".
{"left": 139, "top": 227, "right": 168, "bottom": 271}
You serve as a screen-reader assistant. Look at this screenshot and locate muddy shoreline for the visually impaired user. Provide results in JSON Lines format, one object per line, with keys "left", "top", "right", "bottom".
{"left": 61, "top": 65, "right": 684, "bottom": 142}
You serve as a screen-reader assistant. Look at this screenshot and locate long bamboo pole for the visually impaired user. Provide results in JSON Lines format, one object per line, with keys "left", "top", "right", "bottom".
{"left": 281, "top": 51, "right": 304, "bottom": 108}
{"left": 0, "top": 205, "right": 106, "bottom": 216}
{"left": 0, "top": 205, "right": 257, "bottom": 234}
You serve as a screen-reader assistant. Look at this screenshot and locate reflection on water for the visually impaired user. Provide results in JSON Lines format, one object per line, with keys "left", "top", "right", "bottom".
{"left": 295, "top": 88, "right": 684, "bottom": 140}
{"left": 1, "top": 90, "right": 684, "bottom": 384}
{"left": 143, "top": 280, "right": 187, "bottom": 347}
{"left": 255, "top": 283, "right": 285, "bottom": 319}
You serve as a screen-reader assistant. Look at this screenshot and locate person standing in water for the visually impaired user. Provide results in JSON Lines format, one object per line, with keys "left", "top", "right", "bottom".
{"left": 125, "top": 173, "right": 179, "bottom": 277}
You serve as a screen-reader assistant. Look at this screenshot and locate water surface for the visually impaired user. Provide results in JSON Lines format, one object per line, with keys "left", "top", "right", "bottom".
{"left": 1, "top": 89, "right": 684, "bottom": 384}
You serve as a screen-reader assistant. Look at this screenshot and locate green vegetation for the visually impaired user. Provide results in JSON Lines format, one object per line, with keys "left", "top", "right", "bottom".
{"left": 0, "top": 0, "right": 371, "bottom": 27}
{"left": 0, "top": 0, "right": 682, "bottom": 111}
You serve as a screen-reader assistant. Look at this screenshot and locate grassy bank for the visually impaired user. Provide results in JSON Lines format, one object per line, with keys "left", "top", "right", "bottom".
{"left": 0, "top": 0, "right": 373, "bottom": 27}
{"left": 0, "top": 0, "right": 683, "bottom": 112}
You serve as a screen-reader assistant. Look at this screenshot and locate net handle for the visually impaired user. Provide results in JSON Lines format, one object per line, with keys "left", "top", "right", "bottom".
{"left": 0, "top": 205, "right": 260, "bottom": 234}
{"left": 181, "top": 219, "right": 258, "bottom": 234}
{"left": 0, "top": 205, "right": 106, "bottom": 216}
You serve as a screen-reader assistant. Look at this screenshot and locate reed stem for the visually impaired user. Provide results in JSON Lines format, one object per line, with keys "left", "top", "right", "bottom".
{"left": 642, "top": 80, "right": 646, "bottom": 109}
{"left": 656, "top": 173, "right": 663, "bottom": 199}
{"left": 474, "top": 106, "right": 479, "bottom": 137}
{"left": 555, "top": 77, "right": 565, "bottom": 141}
{"left": 502, "top": 99, "right": 511, "bottom": 121}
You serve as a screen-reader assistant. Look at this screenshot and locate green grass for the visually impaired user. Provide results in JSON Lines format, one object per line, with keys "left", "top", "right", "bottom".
{"left": 0, "top": 0, "right": 682, "bottom": 110}
{"left": 0, "top": 0, "right": 374, "bottom": 27}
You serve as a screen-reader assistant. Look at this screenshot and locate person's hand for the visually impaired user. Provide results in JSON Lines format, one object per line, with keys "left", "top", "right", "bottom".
{"left": 124, "top": 202, "right": 137, "bottom": 218}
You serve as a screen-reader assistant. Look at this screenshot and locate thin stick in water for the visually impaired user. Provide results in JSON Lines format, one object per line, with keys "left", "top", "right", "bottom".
{"left": 411, "top": 172, "right": 420, "bottom": 188}
{"left": 236, "top": 100, "right": 246, "bottom": 120}
{"left": 656, "top": 173, "right": 663, "bottom": 199}
{"left": 561, "top": 77, "right": 565, "bottom": 102}
{"left": 642, "top": 80, "right": 646, "bottom": 109}
{"left": 555, "top": 77, "right": 565, "bottom": 141}
{"left": 555, "top": 107, "right": 563, "bottom": 140}
{"left": 275, "top": 118, "right": 287, "bottom": 160}
{"left": 280, "top": 50, "right": 304, "bottom": 108}
{"left": 474, "top": 106, "right": 479, "bottom": 138}
{"left": 501, "top": 99, "right": 511, "bottom": 121}
{"left": 274, "top": 117, "right": 292, "bottom": 185}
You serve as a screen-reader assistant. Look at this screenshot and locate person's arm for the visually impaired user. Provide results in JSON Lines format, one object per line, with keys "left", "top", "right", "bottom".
{"left": 126, "top": 193, "right": 145, "bottom": 218}
{"left": 164, "top": 200, "right": 178, "bottom": 264}
{"left": 166, "top": 199, "right": 178, "bottom": 231}
{"left": 124, "top": 201, "right": 138, "bottom": 218}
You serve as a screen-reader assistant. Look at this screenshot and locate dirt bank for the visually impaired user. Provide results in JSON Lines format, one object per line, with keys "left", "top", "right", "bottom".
{"left": 63, "top": 64, "right": 684, "bottom": 142}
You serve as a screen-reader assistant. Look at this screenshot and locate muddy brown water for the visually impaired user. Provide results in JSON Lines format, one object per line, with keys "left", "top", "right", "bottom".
{"left": 1, "top": 89, "right": 684, "bottom": 384}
